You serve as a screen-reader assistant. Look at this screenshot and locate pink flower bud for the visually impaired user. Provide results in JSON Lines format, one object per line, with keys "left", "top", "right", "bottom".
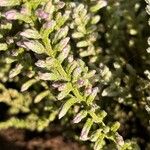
{"left": 85, "top": 86, "right": 92, "bottom": 95}
{"left": 16, "top": 41, "right": 26, "bottom": 48}
{"left": 5, "top": 10, "right": 18, "bottom": 20}
{"left": 92, "top": 87, "right": 99, "bottom": 95}
{"left": 36, "top": 9, "right": 49, "bottom": 20}
{"left": 58, "top": 84, "right": 66, "bottom": 91}
{"left": 52, "top": 82, "right": 62, "bottom": 88}
{"left": 20, "top": 6, "right": 28, "bottom": 14}
{"left": 43, "top": 20, "right": 56, "bottom": 29}
{"left": 77, "top": 79, "right": 84, "bottom": 86}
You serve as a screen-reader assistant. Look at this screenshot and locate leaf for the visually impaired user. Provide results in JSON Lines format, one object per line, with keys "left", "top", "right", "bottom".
{"left": 21, "top": 79, "right": 37, "bottom": 92}
{"left": 72, "top": 67, "right": 82, "bottom": 82}
{"left": 57, "top": 83, "right": 72, "bottom": 100}
{"left": 9, "top": 64, "right": 23, "bottom": 78}
{"left": 41, "top": 20, "right": 56, "bottom": 37}
{"left": 77, "top": 41, "right": 89, "bottom": 48}
{"left": 94, "top": 136, "right": 105, "bottom": 150}
{"left": 90, "top": 1, "right": 107, "bottom": 13}
{"left": 66, "top": 61, "right": 78, "bottom": 75}
{"left": 55, "top": 11, "right": 70, "bottom": 29}
{"left": 38, "top": 72, "right": 60, "bottom": 81}
{"left": 34, "top": 90, "right": 50, "bottom": 103}
{"left": 30, "top": 0, "right": 44, "bottom": 10}
{"left": 52, "top": 26, "right": 69, "bottom": 44}
{"left": 0, "top": 0, "right": 20, "bottom": 7}
{"left": 23, "top": 40, "right": 45, "bottom": 54}
{"left": 86, "top": 87, "right": 98, "bottom": 105}
{"left": 0, "top": 43, "right": 8, "bottom": 51}
{"left": 45, "top": 57, "right": 58, "bottom": 69}
{"left": 80, "top": 118, "right": 93, "bottom": 141}
{"left": 90, "top": 129, "right": 102, "bottom": 142}
{"left": 91, "top": 15, "right": 101, "bottom": 24}
{"left": 20, "top": 29, "right": 41, "bottom": 39}
{"left": 58, "top": 97, "right": 78, "bottom": 119}
{"left": 73, "top": 110, "right": 87, "bottom": 124}
{"left": 72, "top": 32, "right": 84, "bottom": 39}
{"left": 110, "top": 122, "right": 120, "bottom": 132}
{"left": 54, "top": 37, "right": 70, "bottom": 52}
{"left": 84, "top": 70, "right": 96, "bottom": 79}
{"left": 57, "top": 45, "right": 70, "bottom": 63}
{"left": 5, "top": 10, "right": 32, "bottom": 23}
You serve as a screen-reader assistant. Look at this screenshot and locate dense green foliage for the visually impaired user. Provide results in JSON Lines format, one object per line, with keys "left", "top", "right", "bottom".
{"left": 0, "top": 0, "right": 149, "bottom": 149}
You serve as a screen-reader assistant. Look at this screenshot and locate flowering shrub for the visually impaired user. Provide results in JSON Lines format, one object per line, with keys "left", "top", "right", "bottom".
{"left": 0, "top": 0, "right": 149, "bottom": 149}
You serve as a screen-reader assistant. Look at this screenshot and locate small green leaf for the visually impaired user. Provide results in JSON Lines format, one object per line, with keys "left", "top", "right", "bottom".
{"left": 54, "top": 37, "right": 70, "bottom": 52}
{"left": 77, "top": 41, "right": 89, "bottom": 48}
{"left": 41, "top": 20, "right": 56, "bottom": 38}
{"left": 72, "top": 67, "right": 82, "bottom": 82}
{"left": 110, "top": 122, "right": 120, "bottom": 132}
{"left": 84, "top": 70, "right": 96, "bottom": 79}
{"left": 72, "top": 32, "right": 84, "bottom": 39}
{"left": 80, "top": 118, "right": 93, "bottom": 141}
{"left": 0, "top": 43, "right": 8, "bottom": 51}
{"left": 57, "top": 45, "right": 70, "bottom": 63}
{"left": 90, "top": 1, "right": 107, "bottom": 13}
{"left": 55, "top": 11, "right": 70, "bottom": 29}
{"left": 66, "top": 61, "right": 78, "bottom": 75}
{"left": 30, "top": 0, "right": 44, "bottom": 10}
{"left": 73, "top": 110, "right": 87, "bottom": 123}
{"left": 91, "top": 15, "right": 101, "bottom": 24}
{"left": 94, "top": 136, "right": 105, "bottom": 150}
{"left": 20, "top": 29, "right": 41, "bottom": 39}
{"left": 0, "top": 0, "right": 20, "bottom": 7}
{"left": 52, "top": 26, "right": 69, "bottom": 44}
{"left": 34, "top": 90, "right": 50, "bottom": 103}
{"left": 9, "top": 64, "right": 23, "bottom": 78}
{"left": 57, "top": 83, "right": 72, "bottom": 100}
{"left": 86, "top": 87, "right": 98, "bottom": 105}
{"left": 23, "top": 40, "right": 45, "bottom": 54}
{"left": 90, "top": 129, "right": 102, "bottom": 142}
{"left": 38, "top": 72, "right": 60, "bottom": 81}
{"left": 21, "top": 79, "right": 37, "bottom": 92}
{"left": 58, "top": 98, "right": 78, "bottom": 119}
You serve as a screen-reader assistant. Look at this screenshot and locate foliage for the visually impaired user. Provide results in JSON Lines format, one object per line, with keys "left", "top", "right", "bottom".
{"left": 0, "top": 0, "right": 149, "bottom": 149}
